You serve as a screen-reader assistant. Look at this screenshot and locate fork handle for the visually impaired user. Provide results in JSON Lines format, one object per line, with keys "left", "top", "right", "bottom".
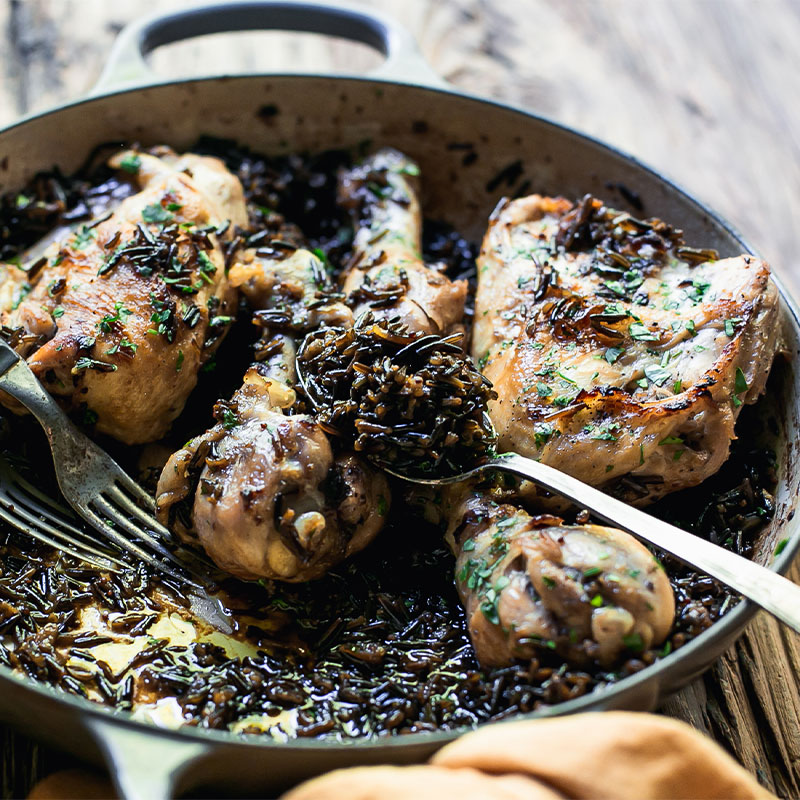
{"left": 493, "top": 452, "right": 800, "bottom": 634}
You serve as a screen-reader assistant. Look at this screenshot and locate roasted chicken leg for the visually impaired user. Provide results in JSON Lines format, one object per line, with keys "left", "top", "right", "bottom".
{"left": 338, "top": 148, "right": 467, "bottom": 336}
{"left": 157, "top": 242, "right": 390, "bottom": 582}
{"left": 445, "top": 489, "right": 674, "bottom": 668}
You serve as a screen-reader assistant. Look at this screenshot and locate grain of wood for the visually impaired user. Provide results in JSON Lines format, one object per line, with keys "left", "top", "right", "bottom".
{"left": 1, "top": 0, "right": 799, "bottom": 796}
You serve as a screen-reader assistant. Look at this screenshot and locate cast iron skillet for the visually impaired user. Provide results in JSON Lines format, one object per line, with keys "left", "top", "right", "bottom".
{"left": 0, "top": 2, "right": 799, "bottom": 798}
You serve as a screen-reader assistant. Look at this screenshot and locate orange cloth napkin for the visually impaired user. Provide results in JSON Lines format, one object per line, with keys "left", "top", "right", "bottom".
{"left": 27, "top": 712, "right": 774, "bottom": 799}
{"left": 284, "top": 712, "right": 774, "bottom": 800}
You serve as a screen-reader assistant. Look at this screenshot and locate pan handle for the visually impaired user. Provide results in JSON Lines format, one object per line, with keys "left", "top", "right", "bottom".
{"left": 85, "top": 715, "right": 212, "bottom": 800}
{"left": 90, "top": 0, "right": 447, "bottom": 96}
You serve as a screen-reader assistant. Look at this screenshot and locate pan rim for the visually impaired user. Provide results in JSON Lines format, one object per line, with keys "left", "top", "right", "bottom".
{"left": 1, "top": 71, "right": 798, "bottom": 752}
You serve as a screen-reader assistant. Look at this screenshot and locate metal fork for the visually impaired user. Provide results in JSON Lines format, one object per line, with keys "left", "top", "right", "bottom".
{"left": 0, "top": 338, "right": 205, "bottom": 586}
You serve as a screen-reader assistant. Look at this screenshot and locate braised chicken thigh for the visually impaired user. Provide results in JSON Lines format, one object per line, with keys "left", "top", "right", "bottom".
{"left": 157, "top": 244, "right": 389, "bottom": 582}
{"left": 338, "top": 148, "right": 467, "bottom": 336}
{"left": 1, "top": 148, "right": 247, "bottom": 444}
{"left": 473, "top": 195, "right": 779, "bottom": 504}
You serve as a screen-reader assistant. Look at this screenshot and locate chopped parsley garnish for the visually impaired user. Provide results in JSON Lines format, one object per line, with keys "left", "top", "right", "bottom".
{"left": 97, "top": 302, "right": 132, "bottom": 333}
{"left": 684, "top": 277, "right": 711, "bottom": 303}
{"left": 556, "top": 370, "right": 577, "bottom": 385}
{"left": 672, "top": 379, "right": 682, "bottom": 393}
{"left": 118, "top": 153, "right": 141, "bottom": 174}
{"left": 377, "top": 495, "right": 388, "bottom": 516}
{"left": 396, "top": 162, "right": 420, "bottom": 176}
{"left": 52, "top": 307, "right": 65, "bottom": 319}
{"left": 586, "top": 421, "right": 620, "bottom": 441}
{"left": 175, "top": 350, "right": 184, "bottom": 372}
{"left": 724, "top": 317, "right": 742, "bottom": 337}
{"left": 684, "top": 319, "right": 696, "bottom": 336}
{"left": 589, "top": 594, "right": 603, "bottom": 607}
{"left": 583, "top": 567, "right": 602, "bottom": 578}
{"left": 533, "top": 423, "right": 555, "bottom": 448}
{"left": 221, "top": 409, "right": 239, "bottom": 429}
{"left": 197, "top": 251, "right": 217, "bottom": 276}
{"left": 604, "top": 302, "right": 628, "bottom": 316}
{"left": 149, "top": 295, "right": 177, "bottom": 342}
{"left": 106, "top": 338, "right": 137, "bottom": 356}
{"left": 604, "top": 346, "right": 624, "bottom": 364}
{"left": 774, "top": 538, "right": 789, "bottom": 557}
{"left": 141, "top": 203, "right": 173, "bottom": 224}
{"left": 658, "top": 435, "right": 684, "bottom": 445}
{"left": 734, "top": 367, "right": 748, "bottom": 394}
{"left": 629, "top": 322, "right": 659, "bottom": 341}
{"left": 72, "top": 226, "right": 95, "bottom": 250}
{"left": 622, "top": 632, "right": 644, "bottom": 652}
{"left": 11, "top": 283, "right": 31, "bottom": 310}
{"left": 536, "top": 382, "right": 551, "bottom": 397}
{"left": 644, "top": 363, "right": 671, "bottom": 386}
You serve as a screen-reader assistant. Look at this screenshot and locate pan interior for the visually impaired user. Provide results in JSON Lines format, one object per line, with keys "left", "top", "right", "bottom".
{"left": 0, "top": 75, "right": 797, "bottom": 748}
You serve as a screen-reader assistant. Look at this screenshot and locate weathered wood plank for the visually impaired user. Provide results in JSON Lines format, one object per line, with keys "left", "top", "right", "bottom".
{"left": 1, "top": 0, "right": 800, "bottom": 796}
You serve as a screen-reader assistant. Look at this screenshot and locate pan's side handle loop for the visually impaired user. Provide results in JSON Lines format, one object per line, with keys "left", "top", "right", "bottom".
{"left": 85, "top": 715, "right": 212, "bottom": 800}
{"left": 90, "top": 0, "right": 447, "bottom": 96}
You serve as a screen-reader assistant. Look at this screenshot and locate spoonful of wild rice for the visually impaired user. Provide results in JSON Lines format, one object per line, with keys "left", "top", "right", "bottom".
{"left": 295, "top": 313, "right": 498, "bottom": 477}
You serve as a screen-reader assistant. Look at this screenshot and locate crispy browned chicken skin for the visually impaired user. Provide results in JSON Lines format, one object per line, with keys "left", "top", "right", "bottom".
{"left": 473, "top": 194, "right": 779, "bottom": 504}
{"left": 1, "top": 148, "right": 247, "bottom": 444}
{"left": 338, "top": 148, "right": 467, "bottom": 336}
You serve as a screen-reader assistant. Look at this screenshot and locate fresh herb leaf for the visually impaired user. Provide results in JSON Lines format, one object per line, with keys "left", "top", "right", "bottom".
{"left": 622, "top": 632, "right": 644, "bottom": 652}
{"left": 142, "top": 203, "right": 173, "bottom": 224}
{"left": 629, "top": 322, "right": 659, "bottom": 341}
{"left": 735, "top": 367, "right": 748, "bottom": 395}
{"left": 72, "top": 226, "right": 95, "bottom": 250}
{"left": 583, "top": 567, "right": 602, "bottom": 578}
{"left": 644, "top": 363, "right": 671, "bottom": 386}
{"left": 222, "top": 409, "right": 239, "bottom": 429}
{"left": 118, "top": 153, "right": 142, "bottom": 174}
{"left": 533, "top": 423, "right": 554, "bottom": 448}
{"left": 604, "top": 346, "right": 624, "bottom": 364}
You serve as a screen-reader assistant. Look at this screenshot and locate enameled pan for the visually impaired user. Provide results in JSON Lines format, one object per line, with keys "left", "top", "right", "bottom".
{"left": 0, "top": 2, "right": 799, "bottom": 798}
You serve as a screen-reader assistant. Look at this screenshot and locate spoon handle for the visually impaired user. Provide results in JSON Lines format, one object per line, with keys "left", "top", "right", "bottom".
{"left": 493, "top": 452, "right": 800, "bottom": 634}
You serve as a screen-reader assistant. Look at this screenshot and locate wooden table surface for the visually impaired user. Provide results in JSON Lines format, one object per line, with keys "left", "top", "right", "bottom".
{"left": 2, "top": 0, "right": 800, "bottom": 797}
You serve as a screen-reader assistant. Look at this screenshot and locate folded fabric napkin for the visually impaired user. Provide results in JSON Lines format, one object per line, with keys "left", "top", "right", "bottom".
{"left": 284, "top": 712, "right": 774, "bottom": 800}
{"left": 27, "top": 711, "right": 774, "bottom": 799}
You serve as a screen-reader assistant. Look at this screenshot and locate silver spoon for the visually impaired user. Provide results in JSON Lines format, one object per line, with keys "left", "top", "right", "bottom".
{"left": 295, "top": 344, "right": 800, "bottom": 634}
{"left": 381, "top": 451, "right": 800, "bottom": 634}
